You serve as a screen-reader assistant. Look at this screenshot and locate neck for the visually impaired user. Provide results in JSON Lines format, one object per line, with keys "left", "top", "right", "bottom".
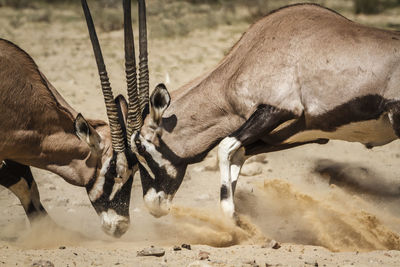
{"left": 161, "top": 71, "right": 245, "bottom": 163}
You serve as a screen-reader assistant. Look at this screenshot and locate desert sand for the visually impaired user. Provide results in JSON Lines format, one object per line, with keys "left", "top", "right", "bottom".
{"left": 2, "top": 1, "right": 400, "bottom": 266}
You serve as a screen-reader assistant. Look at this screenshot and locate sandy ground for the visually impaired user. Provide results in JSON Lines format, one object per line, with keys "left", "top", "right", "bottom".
{"left": 2, "top": 2, "right": 400, "bottom": 266}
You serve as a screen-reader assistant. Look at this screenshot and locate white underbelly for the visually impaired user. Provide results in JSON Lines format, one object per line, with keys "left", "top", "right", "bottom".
{"left": 284, "top": 114, "right": 398, "bottom": 147}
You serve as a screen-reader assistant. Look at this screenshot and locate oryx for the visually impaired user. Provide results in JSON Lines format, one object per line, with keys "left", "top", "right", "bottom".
{"left": 130, "top": 3, "right": 400, "bottom": 218}
{"left": 0, "top": 0, "right": 150, "bottom": 237}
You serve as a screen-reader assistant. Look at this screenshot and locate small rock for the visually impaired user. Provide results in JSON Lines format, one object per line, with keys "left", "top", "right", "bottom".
{"left": 31, "top": 260, "right": 54, "bottom": 267}
{"left": 271, "top": 241, "right": 281, "bottom": 249}
{"left": 261, "top": 240, "right": 281, "bottom": 249}
{"left": 182, "top": 243, "right": 191, "bottom": 250}
{"left": 243, "top": 259, "right": 259, "bottom": 267}
{"left": 198, "top": 250, "right": 210, "bottom": 260}
{"left": 173, "top": 245, "right": 181, "bottom": 251}
{"left": 137, "top": 246, "right": 165, "bottom": 257}
{"left": 305, "top": 261, "right": 318, "bottom": 267}
{"left": 59, "top": 246, "right": 66, "bottom": 249}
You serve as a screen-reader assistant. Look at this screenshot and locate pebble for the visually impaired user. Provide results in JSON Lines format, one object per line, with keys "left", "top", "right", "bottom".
{"left": 59, "top": 246, "right": 66, "bottom": 250}
{"left": 198, "top": 250, "right": 210, "bottom": 260}
{"left": 243, "top": 259, "right": 259, "bottom": 267}
{"left": 182, "top": 243, "right": 191, "bottom": 250}
{"left": 31, "top": 260, "right": 54, "bottom": 267}
{"left": 137, "top": 246, "right": 165, "bottom": 257}
{"left": 305, "top": 261, "right": 318, "bottom": 267}
{"left": 261, "top": 240, "right": 281, "bottom": 249}
{"left": 173, "top": 245, "right": 181, "bottom": 251}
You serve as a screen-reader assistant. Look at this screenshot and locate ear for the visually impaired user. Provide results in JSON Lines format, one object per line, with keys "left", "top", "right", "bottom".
{"left": 115, "top": 94, "right": 128, "bottom": 128}
{"left": 150, "top": 83, "right": 171, "bottom": 126}
{"left": 74, "top": 113, "right": 102, "bottom": 152}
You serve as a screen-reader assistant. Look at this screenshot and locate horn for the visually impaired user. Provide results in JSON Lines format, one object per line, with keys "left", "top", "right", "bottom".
{"left": 123, "top": 0, "right": 142, "bottom": 146}
{"left": 81, "top": 0, "right": 125, "bottom": 153}
{"left": 138, "top": 0, "right": 150, "bottom": 120}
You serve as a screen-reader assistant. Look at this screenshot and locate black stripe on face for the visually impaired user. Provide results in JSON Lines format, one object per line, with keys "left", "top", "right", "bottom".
{"left": 220, "top": 184, "right": 229, "bottom": 200}
{"left": 86, "top": 153, "right": 133, "bottom": 217}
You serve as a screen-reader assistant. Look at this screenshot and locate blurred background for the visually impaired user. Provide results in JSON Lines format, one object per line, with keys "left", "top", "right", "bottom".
{"left": 2, "top": 0, "right": 400, "bottom": 35}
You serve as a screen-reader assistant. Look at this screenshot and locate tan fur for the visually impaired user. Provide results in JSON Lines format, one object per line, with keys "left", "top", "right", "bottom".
{"left": 0, "top": 38, "right": 112, "bottom": 186}
{"left": 141, "top": 4, "right": 400, "bottom": 159}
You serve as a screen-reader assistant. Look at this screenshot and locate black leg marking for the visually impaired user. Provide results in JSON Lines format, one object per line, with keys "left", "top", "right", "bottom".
{"left": 230, "top": 104, "right": 296, "bottom": 146}
{"left": 231, "top": 180, "right": 237, "bottom": 196}
{"left": 220, "top": 184, "right": 229, "bottom": 201}
{"left": 245, "top": 139, "right": 329, "bottom": 156}
{"left": 0, "top": 160, "right": 48, "bottom": 223}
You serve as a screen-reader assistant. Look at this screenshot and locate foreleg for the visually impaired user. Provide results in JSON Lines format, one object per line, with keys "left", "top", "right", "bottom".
{"left": 0, "top": 160, "right": 48, "bottom": 223}
{"left": 218, "top": 105, "right": 296, "bottom": 217}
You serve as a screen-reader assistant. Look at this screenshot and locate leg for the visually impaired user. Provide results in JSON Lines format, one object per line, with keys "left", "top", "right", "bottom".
{"left": 0, "top": 160, "right": 48, "bottom": 223}
{"left": 219, "top": 144, "right": 246, "bottom": 217}
{"left": 218, "top": 105, "right": 296, "bottom": 217}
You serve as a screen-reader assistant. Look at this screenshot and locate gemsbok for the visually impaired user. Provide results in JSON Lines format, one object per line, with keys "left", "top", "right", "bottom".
{"left": 130, "top": 3, "right": 400, "bottom": 219}
{"left": 0, "top": 0, "right": 150, "bottom": 237}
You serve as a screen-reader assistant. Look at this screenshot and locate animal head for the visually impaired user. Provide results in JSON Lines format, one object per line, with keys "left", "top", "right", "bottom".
{"left": 78, "top": 0, "right": 149, "bottom": 236}
{"left": 132, "top": 84, "right": 188, "bottom": 218}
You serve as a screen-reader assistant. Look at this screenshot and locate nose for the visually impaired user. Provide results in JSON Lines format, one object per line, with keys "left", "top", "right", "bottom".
{"left": 100, "top": 209, "right": 130, "bottom": 238}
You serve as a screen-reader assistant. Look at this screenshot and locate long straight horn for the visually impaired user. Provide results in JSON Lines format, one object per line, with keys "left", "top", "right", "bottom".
{"left": 81, "top": 0, "right": 125, "bottom": 153}
{"left": 123, "top": 0, "right": 142, "bottom": 146}
{"left": 138, "top": 0, "right": 149, "bottom": 119}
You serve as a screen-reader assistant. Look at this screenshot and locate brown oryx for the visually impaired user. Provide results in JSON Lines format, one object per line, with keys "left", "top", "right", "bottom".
{"left": 130, "top": 3, "right": 400, "bottom": 219}
{"left": 0, "top": 0, "right": 151, "bottom": 237}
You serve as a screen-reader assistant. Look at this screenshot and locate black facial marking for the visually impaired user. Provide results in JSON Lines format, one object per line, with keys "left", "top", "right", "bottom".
{"left": 86, "top": 152, "right": 133, "bottom": 217}
{"left": 220, "top": 185, "right": 229, "bottom": 200}
{"left": 162, "top": 114, "right": 177, "bottom": 133}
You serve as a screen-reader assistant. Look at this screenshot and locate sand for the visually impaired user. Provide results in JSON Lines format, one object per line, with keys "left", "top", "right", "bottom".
{"left": 2, "top": 3, "right": 400, "bottom": 266}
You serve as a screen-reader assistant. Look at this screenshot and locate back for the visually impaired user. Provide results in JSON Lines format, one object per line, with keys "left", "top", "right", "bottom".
{"left": 0, "top": 39, "right": 76, "bottom": 157}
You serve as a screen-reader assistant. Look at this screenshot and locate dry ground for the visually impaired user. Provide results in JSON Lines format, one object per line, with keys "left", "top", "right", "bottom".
{"left": 2, "top": 1, "right": 400, "bottom": 266}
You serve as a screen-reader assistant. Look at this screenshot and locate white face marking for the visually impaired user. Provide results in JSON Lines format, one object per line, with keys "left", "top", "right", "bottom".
{"left": 109, "top": 181, "right": 123, "bottom": 201}
{"left": 132, "top": 133, "right": 178, "bottom": 179}
{"left": 88, "top": 158, "right": 109, "bottom": 202}
{"left": 116, "top": 152, "right": 131, "bottom": 183}
{"left": 100, "top": 209, "right": 130, "bottom": 237}
{"left": 140, "top": 136, "right": 178, "bottom": 178}
{"left": 108, "top": 153, "right": 133, "bottom": 201}
{"left": 143, "top": 188, "right": 171, "bottom": 218}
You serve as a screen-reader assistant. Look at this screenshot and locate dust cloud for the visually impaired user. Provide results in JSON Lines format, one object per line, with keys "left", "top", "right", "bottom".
{"left": 15, "top": 217, "right": 91, "bottom": 249}
{"left": 170, "top": 205, "right": 266, "bottom": 247}
{"left": 236, "top": 175, "right": 400, "bottom": 252}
